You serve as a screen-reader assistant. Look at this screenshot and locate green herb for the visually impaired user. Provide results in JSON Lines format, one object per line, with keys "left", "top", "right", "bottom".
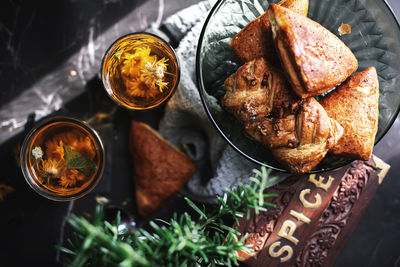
{"left": 57, "top": 166, "right": 279, "bottom": 267}
{"left": 63, "top": 146, "right": 97, "bottom": 177}
{"left": 114, "top": 49, "right": 124, "bottom": 61}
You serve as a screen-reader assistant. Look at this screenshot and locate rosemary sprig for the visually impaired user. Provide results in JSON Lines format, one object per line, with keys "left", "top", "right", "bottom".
{"left": 58, "top": 166, "right": 279, "bottom": 266}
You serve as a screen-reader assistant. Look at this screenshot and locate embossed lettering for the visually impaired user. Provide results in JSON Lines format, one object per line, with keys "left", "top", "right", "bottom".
{"left": 277, "top": 220, "right": 299, "bottom": 245}
{"left": 372, "top": 156, "right": 390, "bottom": 184}
{"left": 290, "top": 210, "right": 311, "bottom": 224}
{"left": 308, "top": 174, "right": 334, "bottom": 191}
{"left": 268, "top": 241, "right": 293, "bottom": 262}
{"left": 299, "top": 189, "right": 321, "bottom": 209}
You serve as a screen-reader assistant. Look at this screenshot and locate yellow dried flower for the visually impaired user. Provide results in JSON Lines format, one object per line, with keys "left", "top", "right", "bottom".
{"left": 34, "top": 130, "right": 97, "bottom": 190}
{"left": 59, "top": 169, "right": 86, "bottom": 188}
{"left": 120, "top": 46, "right": 154, "bottom": 79}
{"left": 39, "top": 158, "right": 66, "bottom": 177}
{"left": 141, "top": 57, "right": 169, "bottom": 92}
{"left": 117, "top": 44, "right": 169, "bottom": 99}
{"left": 45, "top": 131, "right": 96, "bottom": 161}
{"left": 125, "top": 77, "right": 160, "bottom": 99}
{"left": 45, "top": 138, "right": 64, "bottom": 161}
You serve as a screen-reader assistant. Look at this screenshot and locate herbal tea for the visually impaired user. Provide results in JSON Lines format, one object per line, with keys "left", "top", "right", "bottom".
{"left": 102, "top": 33, "right": 179, "bottom": 110}
{"left": 28, "top": 121, "right": 100, "bottom": 196}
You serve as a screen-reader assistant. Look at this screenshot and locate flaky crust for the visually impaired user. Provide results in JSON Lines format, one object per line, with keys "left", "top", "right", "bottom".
{"left": 222, "top": 58, "right": 344, "bottom": 174}
{"left": 268, "top": 4, "right": 358, "bottom": 98}
{"left": 221, "top": 57, "right": 298, "bottom": 123}
{"left": 320, "top": 67, "right": 379, "bottom": 160}
{"left": 230, "top": 0, "right": 308, "bottom": 64}
{"left": 272, "top": 117, "right": 343, "bottom": 174}
{"left": 129, "top": 121, "right": 196, "bottom": 217}
{"left": 260, "top": 98, "right": 344, "bottom": 174}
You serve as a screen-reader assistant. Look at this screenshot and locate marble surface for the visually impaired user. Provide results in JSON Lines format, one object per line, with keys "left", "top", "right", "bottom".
{"left": 0, "top": 0, "right": 399, "bottom": 266}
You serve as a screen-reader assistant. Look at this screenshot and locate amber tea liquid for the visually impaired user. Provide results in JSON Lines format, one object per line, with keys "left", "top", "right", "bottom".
{"left": 28, "top": 121, "right": 101, "bottom": 196}
{"left": 102, "top": 34, "right": 179, "bottom": 110}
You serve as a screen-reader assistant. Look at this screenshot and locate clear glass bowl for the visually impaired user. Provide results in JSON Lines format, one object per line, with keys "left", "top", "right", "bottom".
{"left": 196, "top": 0, "right": 400, "bottom": 173}
{"left": 20, "top": 116, "right": 105, "bottom": 201}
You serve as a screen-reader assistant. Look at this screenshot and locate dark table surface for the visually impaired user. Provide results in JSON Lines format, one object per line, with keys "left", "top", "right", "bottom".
{"left": 0, "top": 0, "right": 399, "bottom": 266}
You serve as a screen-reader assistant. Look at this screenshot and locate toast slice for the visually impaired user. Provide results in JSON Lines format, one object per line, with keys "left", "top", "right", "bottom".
{"left": 268, "top": 4, "right": 358, "bottom": 98}
{"left": 320, "top": 67, "right": 379, "bottom": 160}
{"left": 129, "top": 121, "right": 196, "bottom": 217}
{"left": 230, "top": 0, "right": 308, "bottom": 64}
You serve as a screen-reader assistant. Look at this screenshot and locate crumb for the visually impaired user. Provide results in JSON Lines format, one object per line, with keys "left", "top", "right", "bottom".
{"left": 338, "top": 23, "right": 351, "bottom": 36}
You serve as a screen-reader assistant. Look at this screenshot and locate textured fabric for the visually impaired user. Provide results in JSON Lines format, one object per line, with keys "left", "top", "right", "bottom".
{"left": 159, "top": 2, "right": 288, "bottom": 203}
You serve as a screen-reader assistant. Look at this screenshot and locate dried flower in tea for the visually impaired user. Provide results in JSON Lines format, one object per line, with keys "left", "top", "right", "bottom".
{"left": 32, "top": 146, "right": 43, "bottom": 161}
{"left": 118, "top": 45, "right": 169, "bottom": 99}
{"left": 30, "top": 128, "right": 98, "bottom": 192}
{"left": 142, "top": 57, "right": 169, "bottom": 92}
{"left": 102, "top": 33, "right": 179, "bottom": 110}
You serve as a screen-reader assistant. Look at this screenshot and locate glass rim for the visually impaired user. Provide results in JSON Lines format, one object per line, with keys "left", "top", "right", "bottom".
{"left": 20, "top": 115, "right": 106, "bottom": 201}
{"left": 195, "top": 0, "right": 400, "bottom": 174}
{"left": 100, "top": 32, "right": 180, "bottom": 111}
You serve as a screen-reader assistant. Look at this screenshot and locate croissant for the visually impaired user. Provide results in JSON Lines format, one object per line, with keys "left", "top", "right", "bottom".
{"left": 320, "top": 67, "right": 379, "bottom": 160}
{"left": 230, "top": 0, "right": 309, "bottom": 64}
{"left": 222, "top": 58, "right": 343, "bottom": 173}
{"left": 246, "top": 98, "right": 343, "bottom": 174}
{"left": 268, "top": 4, "right": 358, "bottom": 98}
{"left": 221, "top": 57, "right": 298, "bottom": 123}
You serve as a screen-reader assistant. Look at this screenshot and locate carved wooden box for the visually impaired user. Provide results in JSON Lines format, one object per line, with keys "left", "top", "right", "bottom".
{"left": 236, "top": 156, "right": 390, "bottom": 266}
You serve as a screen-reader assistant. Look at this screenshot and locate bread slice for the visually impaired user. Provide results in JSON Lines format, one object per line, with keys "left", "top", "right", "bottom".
{"left": 129, "top": 121, "right": 196, "bottom": 217}
{"left": 320, "top": 67, "right": 379, "bottom": 160}
{"left": 230, "top": 0, "right": 308, "bottom": 64}
{"left": 268, "top": 4, "right": 358, "bottom": 98}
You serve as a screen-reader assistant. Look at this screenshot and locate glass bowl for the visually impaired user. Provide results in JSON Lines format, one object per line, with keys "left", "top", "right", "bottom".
{"left": 20, "top": 116, "right": 105, "bottom": 201}
{"left": 101, "top": 32, "right": 180, "bottom": 110}
{"left": 196, "top": 0, "right": 400, "bottom": 173}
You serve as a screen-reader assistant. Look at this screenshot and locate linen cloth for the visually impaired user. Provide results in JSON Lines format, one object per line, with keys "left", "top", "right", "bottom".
{"left": 158, "top": 1, "right": 288, "bottom": 203}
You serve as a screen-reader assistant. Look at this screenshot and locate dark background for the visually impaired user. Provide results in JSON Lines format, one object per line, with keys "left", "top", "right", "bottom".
{"left": 0, "top": 0, "right": 399, "bottom": 266}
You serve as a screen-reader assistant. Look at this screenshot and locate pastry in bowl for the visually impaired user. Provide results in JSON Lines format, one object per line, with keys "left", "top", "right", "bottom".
{"left": 269, "top": 98, "right": 344, "bottom": 174}
{"left": 268, "top": 4, "right": 358, "bottom": 98}
{"left": 221, "top": 57, "right": 298, "bottom": 123}
{"left": 221, "top": 58, "right": 344, "bottom": 174}
{"left": 129, "top": 121, "right": 196, "bottom": 217}
{"left": 320, "top": 67, "right": 379, "bottom": 160}
{"left": 245, "top": 98, "right": 343, "bottom": 174}
{"left": 230, "top": 0, "right": 309, "bottom": 65}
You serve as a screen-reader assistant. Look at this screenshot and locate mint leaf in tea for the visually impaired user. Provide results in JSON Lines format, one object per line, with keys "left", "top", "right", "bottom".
{"left": 29, "top": 122, "right": 100, "bottom": 194}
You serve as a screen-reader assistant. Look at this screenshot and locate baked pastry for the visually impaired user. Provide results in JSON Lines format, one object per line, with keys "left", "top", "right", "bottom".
{"left": 129, "top": 121, "right": 196, "bottom": 217}
{"left": 221, "top": 57, "right": 298, "bottom": 123}
{"left": 244, "top": 104, "right": 300, "bottom": 149}
{"left": 246, "top": 97, "right": 343, "bottom": 174}
{"left": 230, "top": 0, "right": 308, "bottom": 64}
{"left": 320, "top": 67, "right": 379, "bottom": 160}
{"left": 221, "top": 58, "right": 344, "bottom": 174}
{"left": 268, "top": 4, "right": 358, "bottom": 98}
